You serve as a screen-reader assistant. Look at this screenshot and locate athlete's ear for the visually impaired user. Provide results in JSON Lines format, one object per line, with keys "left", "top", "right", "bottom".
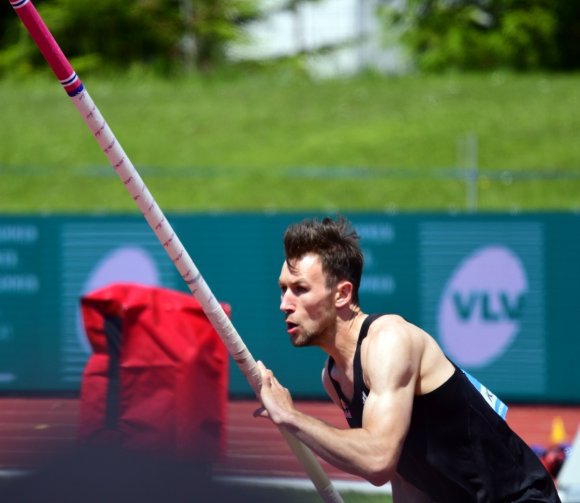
{"left": 335, "top": 280, "right": 353, "bottom": 308}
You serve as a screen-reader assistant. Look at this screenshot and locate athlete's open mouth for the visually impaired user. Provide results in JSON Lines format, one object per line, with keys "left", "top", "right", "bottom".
{"left": 286, "top": 321, "right": 298, "bottom": 332}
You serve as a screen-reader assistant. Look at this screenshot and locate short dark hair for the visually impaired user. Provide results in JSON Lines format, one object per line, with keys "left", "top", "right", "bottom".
{"left": 283, "top": 216, "right": 363, "bottom": 305}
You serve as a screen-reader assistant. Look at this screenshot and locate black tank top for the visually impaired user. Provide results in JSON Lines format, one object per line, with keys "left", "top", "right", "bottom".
{"left": 327, "top": 314, "right": 560, "bottom": 503}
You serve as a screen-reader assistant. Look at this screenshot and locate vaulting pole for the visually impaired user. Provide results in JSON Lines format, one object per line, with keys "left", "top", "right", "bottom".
{"left": 8, "top": 2, "right": 344, "bottom": 501}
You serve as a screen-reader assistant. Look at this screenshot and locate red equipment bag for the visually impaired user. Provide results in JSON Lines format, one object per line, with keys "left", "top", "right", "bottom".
{"left": 77, "top": 283, "right": 229, "bottom": 462}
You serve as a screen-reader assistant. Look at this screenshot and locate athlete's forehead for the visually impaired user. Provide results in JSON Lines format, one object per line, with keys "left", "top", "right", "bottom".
{"left": 279, "top": 254, "right": 324, "bottom": 284}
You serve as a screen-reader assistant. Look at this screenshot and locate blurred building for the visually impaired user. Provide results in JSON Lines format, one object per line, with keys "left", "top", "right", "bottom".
{"left": 230, "top": 0, "right": 407, "bottom": 77}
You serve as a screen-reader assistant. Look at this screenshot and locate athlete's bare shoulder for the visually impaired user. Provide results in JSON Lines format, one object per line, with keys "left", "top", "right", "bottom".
{"left": 362, "top": 314, "right": 453, "bottom": 395}
{"left": 365, "top": 314, "right": 422, "bottom": 347}
{"left": 366, "top": 314, "right": 444, "bottom": 350}
{"left": 358, "top": 315, "right": 420, "bottom": 391}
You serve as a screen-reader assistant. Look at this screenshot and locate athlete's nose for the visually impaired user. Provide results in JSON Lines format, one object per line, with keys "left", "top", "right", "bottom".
{"left": 280, "top": 289, "right": 294, "bottom": 313}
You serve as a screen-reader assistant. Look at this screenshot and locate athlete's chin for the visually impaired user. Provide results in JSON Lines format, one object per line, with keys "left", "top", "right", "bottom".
{"left": 289, "top": 332, "right": 314, "bottom": 348}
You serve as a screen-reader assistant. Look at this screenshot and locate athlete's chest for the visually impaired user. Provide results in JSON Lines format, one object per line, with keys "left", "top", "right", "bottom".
{"left": 330, "top": 364, "right": 355, "bottom": 403}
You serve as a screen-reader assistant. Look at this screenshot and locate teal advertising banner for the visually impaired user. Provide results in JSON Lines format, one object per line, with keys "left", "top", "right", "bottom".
{"left": 0, "top": 213, "right": 579, "bottom": 403}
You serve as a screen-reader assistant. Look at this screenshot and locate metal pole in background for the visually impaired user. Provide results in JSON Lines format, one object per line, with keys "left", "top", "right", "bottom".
{"left": 179, "top": 0, "right": 195, "bottom": 73}
{"left": 459, "top": 133, "right": 479, "bottom": 212}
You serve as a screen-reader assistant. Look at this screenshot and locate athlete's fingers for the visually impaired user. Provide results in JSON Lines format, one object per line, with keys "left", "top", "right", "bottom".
{"left": 257, "top": 360, "right": 276, "bottom": 387}
{"left": 253, "top": 406, "right": 270, "bottom": 419}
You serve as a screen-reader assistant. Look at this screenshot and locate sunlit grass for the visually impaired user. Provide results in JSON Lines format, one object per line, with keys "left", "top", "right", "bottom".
{"left": 1, "top": 71, "right": 579, "bottom": 212}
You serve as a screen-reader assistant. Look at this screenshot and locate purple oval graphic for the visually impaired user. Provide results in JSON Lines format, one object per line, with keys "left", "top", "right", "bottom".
{"left": 438, "top": 246, "right": 527, "bottom": 367}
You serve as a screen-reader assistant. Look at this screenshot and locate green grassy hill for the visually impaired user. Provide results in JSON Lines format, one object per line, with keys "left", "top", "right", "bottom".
{"left": 1, "top": 71, "right": 579, "bottom": 212}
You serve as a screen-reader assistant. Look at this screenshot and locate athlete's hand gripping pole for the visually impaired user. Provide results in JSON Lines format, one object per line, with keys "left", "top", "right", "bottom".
{"left": 8, "top": 1, "right": 344, "bottom": 501}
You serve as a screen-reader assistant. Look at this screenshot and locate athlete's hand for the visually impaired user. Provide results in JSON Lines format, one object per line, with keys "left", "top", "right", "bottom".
{"left": 254, "top": 360, "right": 295, "bottom": 426}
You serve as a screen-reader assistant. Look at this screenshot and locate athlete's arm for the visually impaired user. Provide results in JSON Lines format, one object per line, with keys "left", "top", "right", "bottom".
{"left": 255, "top": 317, "right": 421, "bottom": 486}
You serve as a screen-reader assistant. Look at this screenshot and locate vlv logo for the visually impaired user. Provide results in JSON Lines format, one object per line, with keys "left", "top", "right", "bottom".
{"left": 453, "top": 291, "right": 525, "bottom": 321}
{"left": 438, "top": 246, "right": 528, "bottom": 367}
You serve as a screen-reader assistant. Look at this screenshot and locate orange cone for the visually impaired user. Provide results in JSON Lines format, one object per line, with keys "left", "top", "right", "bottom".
{"left": 550, "top": 416, "right": 567, "bottom": 445}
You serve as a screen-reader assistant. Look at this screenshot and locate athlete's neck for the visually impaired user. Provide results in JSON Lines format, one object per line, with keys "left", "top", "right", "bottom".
{"left": 327, "top": 308, "right": 365, "bottom": 369}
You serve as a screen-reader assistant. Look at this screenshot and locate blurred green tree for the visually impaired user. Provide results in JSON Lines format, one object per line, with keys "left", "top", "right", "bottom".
{"left": 0, "top": 0, "right": 261, "bottom": 75}
{"left": 186, "top": 0, "right": 261, "bottom": 72}
{"left": 379, "top": 0, "right": 567, "bottom": 72}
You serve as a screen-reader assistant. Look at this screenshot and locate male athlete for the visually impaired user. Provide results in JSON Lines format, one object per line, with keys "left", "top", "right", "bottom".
{"left": 255, "top": 216, "right": 560, "bottom": 502}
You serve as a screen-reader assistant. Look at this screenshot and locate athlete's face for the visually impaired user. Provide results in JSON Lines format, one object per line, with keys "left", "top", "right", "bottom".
{"left": 279, "top": 253, "right": 337, "bottom": 347}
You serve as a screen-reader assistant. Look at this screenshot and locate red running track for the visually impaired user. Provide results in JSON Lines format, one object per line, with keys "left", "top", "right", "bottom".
{"left": 0, "top": 398, "right": 579, "bottom": 482}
